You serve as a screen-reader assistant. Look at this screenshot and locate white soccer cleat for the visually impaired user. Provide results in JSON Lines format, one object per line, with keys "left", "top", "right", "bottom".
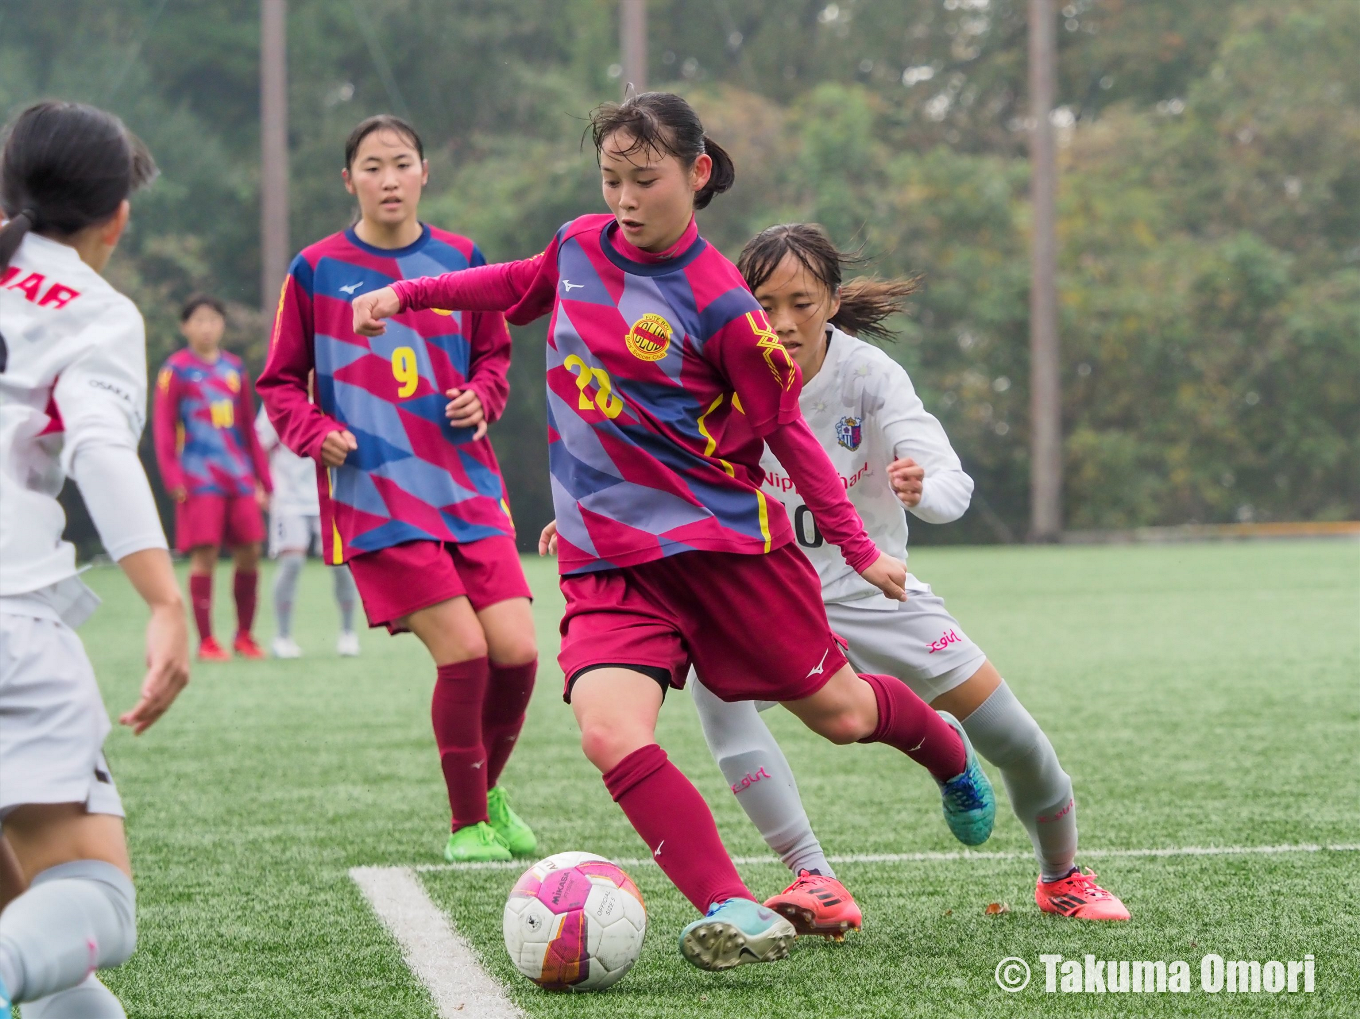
{"left": 336, "top": 631, "right": 361, "bottom": 657}
{"left": 272, "top": 636, "right": 302, "bottom": 659}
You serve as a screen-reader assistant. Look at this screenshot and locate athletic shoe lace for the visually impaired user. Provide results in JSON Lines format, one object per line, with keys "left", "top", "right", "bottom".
{"left": 943, "top": 764, "right": 988, "bottom": 812}
{"left": 1054, "top": 867, "right": 1111, "bottom": 900}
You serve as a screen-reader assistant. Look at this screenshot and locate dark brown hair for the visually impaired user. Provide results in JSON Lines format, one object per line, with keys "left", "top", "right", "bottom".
{"left": 0, "top": 101, "right": 157, "bottom": 269}
{"left": 588, "top": 92, "right": 735, "bottom": 210}
{"left": 737, "top": 223, "right": 919, "bottom": 341}
{"left": 180, "top": 293, "right": 225, "bottom": 322}
{"left": 344, "top": 114, "right": 423, "bottom": 170}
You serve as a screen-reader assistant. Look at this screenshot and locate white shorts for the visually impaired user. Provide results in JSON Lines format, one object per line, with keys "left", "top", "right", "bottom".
{"left": 269, "top": 512, "right": 322, "bottom": 558}
{"left": 0, "top": 611, "right": 124, "bottom": 821}
{"left": 824, "top": 583, "right": 988, "bottom": 704}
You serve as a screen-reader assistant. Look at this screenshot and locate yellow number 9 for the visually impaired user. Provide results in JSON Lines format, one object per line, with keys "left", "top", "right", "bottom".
{"left": 392, "top": 346, "right": 419, "bottom": 398}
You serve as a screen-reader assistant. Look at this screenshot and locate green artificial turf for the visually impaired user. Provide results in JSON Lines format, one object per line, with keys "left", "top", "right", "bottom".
{"left": 62, "top": 540, "right": 1357, "bottom": 1017}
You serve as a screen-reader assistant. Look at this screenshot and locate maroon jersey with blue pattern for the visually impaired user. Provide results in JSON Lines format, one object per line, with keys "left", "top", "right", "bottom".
{"left": 393, "top": 214, "right": 804, "bottom": 575}
{"left": 153, "top": 349, "right": 270, "bottom": 498}
{"left": 256, "top": 224, "right": 514, "bottom": 564}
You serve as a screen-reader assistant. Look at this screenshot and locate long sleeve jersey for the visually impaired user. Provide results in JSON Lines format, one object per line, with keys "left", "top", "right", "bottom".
{"left": 153, "top": 348, "right": 272, "bottom": 498}
{"left": 760, "top": 325, "right": 975, "bottom": 605}
{"left": 391, "top": 214, "right": 880, "bottom": 577}
{"left": 256, "top": 224, "right": 515, "bottom": 563}
{"left": 0, "top": 233, "right": 167, "bottom": 597}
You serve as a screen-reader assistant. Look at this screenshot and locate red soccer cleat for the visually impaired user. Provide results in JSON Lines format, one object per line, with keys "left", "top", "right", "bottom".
{"left": 198, "top": 636, "right": 232, "bottom": 662}
{"left": 1036, "top": 867, "right": 1130, "bottom": 921}
{"left": 763, "top": 870, "right": 863, "bottom": 940}
{"left": 232, "top": 633, "right": 266, "bottom": 660}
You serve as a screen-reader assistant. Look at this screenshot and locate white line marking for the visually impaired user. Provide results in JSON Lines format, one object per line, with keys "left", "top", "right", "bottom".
{"left": 350, "top": 865, "right": 523, "bottom": 1019}
{"left": 412, "top": 842, "right": 1360, "bottom": 873}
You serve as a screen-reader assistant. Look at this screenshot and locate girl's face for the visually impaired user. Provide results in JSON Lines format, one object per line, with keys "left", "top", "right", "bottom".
{"left": 180, "top": 305, "right": 225, "bottom": 356}
{"left": 751, "top": 252, "right": 840, "bottom": 378}
{"left": 343, "top": 129, "right": 428, "bottom": 230}
{"left": 600, "top": 131, "right": 711, "bottom": 252}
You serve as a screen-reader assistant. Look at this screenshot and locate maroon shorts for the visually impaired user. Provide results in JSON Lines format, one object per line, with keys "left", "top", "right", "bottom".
{"left": 347, "top": 536, "right": 532, "bottom": 633}
{"left": 175, "top": 493, "right": 265, "bottom": 553}
{"left": 558, "top": 543, "right": 848, "bottom": 704}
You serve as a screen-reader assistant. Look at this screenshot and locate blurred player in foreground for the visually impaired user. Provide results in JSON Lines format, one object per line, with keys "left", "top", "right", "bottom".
{"left": 255, "top": 406, "right": 360, "bottom": 658}
{"left": 153, "top": 295, "right": 272, "bottom": 661}
{"left": 354, "top": 92, "right": 996, "bottom": 971}
{"left": 0, "top": 101, "right": 190, "bottom": 1019}
{"left": 258, "top": 115, "right": 539, "bottom": 863}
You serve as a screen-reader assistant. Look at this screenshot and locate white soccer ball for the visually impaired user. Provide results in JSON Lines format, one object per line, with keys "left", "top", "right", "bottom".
{"left": 502, "top": 851, "right": 647, "bottom": 992}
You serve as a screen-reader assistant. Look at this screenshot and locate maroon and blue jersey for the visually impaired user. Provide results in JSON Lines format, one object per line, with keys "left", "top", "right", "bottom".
{"left": 257, "top": 224, "right": 514, "bottom": 564}
{"left": 153, "top": 349, "right": 270, "bottom": 498}
{"left": 393, "top": 214, "right": 804, "bottom": 575}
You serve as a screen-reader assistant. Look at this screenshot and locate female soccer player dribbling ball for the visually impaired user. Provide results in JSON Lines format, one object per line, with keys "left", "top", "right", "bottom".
{"left": 353, "top": 93, "right": 999, "bottom": 971}
{"left": 0, "top": 101, "right": 190, "bottom": 1019}
{"left": 701, "top": 223, "right": 1128, "bottom": 923}
{"left": 257, "top": 115, "right": 540, "bottom": 864}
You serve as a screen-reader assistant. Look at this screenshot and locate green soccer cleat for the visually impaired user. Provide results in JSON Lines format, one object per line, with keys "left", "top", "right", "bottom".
{"left": 679, "top": 897, "right": 797, "bottom": 971}
{"left": 443, "top": 821, "right": 511, "bottom": 863}
{"left": 486, "top": 785, "right": 538, "bottom": 857}
{"left": 935, "top": 710, "right": 997, "bottom": 846}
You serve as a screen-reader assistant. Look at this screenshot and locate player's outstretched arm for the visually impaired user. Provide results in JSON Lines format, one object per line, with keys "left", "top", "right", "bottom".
{"left": 117, "top": 547, "right": 190, "bottom": 735}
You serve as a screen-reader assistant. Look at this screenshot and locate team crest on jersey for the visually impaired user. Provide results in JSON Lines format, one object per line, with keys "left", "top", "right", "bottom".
{"left": 224, "top": 369, "right": 241, "bottom": 393}
{"left": 624, "top": 313, "right": 672, "bottom": 361}
{"left": 835, "top": 415, "right": 863, "bottom": 451}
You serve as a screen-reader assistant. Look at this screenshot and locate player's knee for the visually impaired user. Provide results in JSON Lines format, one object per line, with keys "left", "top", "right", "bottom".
{"left": 812, "top": 706, "right": 872, "bottom": 745}
{"left": 579, "top": 724, "right": 634, "bottom": 773}
{"left": 490, "top": 641, "right": 538, "bottom": 668}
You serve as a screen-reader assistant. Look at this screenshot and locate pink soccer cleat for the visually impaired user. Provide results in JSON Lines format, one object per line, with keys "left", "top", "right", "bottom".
{"left": 198, "top": 636, "right": 232, "bottom": 662}
{"left": 763, "top": 870, "right": 863, "bottom": 940}
{"left": 1036, "top": 867, "right": 1130, "bottom": 921}
{"left": 232, "top": 632, "right": 267, "bottom": 660}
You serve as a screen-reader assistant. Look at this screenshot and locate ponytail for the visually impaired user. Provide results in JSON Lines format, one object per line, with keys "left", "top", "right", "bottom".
{"left": 695, "top": 135, "right": 735, "bottom": 210}
{"left": 737, "top": 223, "right": 919, "bottom": 342}
{"left": 0, "top": 101, "right": 157, "bottom": 270}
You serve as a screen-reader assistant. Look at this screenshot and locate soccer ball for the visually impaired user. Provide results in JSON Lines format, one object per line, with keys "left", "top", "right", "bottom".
{"left": 502, "top": 851, "right": 647, "bottom": 992}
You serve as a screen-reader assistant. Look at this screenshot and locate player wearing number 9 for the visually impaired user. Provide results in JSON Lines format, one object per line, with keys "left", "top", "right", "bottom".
{"left": 256, "top": 115, "right": 540, "bottom": 865}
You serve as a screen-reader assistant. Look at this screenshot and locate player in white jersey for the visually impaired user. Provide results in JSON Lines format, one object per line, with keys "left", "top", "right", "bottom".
{"left": 254, "top": 407, "right": 361, "bottom": 658}
{"left": 0, "top": 102, "right": 191, "bottom": 1019}
{"left": 690, "top": 224, "right": 1129, "bottom": 931}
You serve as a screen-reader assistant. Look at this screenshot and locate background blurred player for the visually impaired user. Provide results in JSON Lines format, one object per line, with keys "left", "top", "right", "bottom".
{"left": 699, "top": 223, "right": 1128, "bottom": 922}
{"left": 153, "top": 295, "right": 272, "bottom": 662}
{"left": 0, "top": 101, "right": 190, "bottom": 1019}
{"left": 355, "top": 92, "right": 996, "bottom": 971}
{"left": 254, "top": 406, "right": 360, "bottom": 658}
{"left": 257, "top": 115, "right": 539, "bottom": 863}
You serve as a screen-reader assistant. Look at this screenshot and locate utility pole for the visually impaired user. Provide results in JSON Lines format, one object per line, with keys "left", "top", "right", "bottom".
{"left": 261, "top": 0, "right": 289, "bottom": 334}
{"left": 620, "top": 0, "right": 647, "bottom": 98}
{"left": 1028, "top": 0, "right": 1062, "bottom": 541}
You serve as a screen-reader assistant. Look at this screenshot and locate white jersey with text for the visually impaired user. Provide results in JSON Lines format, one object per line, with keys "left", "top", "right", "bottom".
{"left": 255, "top": 405, "right": 320, "bottom": 517}
{"left": 0, "top": 233, "right": 165, "bottom": 597}
{"left": 760, "top": 326, "right": 974, "bottom": 607}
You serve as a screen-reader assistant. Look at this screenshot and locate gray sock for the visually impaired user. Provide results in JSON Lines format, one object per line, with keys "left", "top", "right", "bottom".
{"left": 0, "top": 860, "right": 136, "bottom": 1003}
{"left": 273, "top": 553, "right": 304, "bottom": 638}
{"left": 22, "top": 974, "right": 127, "bottom": 1018}
{"left": 960, "top": 681, "right": 1077, "bottom": 882}
{"left": 331, "top": 564, "right": 357, "bottom": 634}
{"left": 691, "top": 680, "right": 835, "bottom": 878}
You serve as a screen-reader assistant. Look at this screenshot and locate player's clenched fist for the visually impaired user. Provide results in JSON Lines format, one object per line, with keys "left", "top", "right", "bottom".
{"left": 352, "top": 285, "right": 401, "bottom": 336}
{"left": 320, "top": 428, "right": 359, "bottom": 467}
{"left": 888, "top": 456, "right": 925, "bottom": 508}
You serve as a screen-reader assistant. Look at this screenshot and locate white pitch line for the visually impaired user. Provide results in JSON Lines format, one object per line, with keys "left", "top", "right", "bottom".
{"left": 350, "top": 865, "right": 523, "bottom": 1019}
{"left": 412, "top": 841, "right": 1360, "bottom": 873}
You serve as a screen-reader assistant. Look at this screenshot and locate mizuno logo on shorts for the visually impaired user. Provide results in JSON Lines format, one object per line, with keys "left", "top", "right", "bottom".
{"left": 805, "top": 648, "right": 831, "bottom": 678}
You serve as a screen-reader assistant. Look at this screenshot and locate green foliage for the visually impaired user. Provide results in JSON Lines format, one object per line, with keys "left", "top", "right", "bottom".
{"left": 3, "top": 0, "right": 1355, "bottom": 546}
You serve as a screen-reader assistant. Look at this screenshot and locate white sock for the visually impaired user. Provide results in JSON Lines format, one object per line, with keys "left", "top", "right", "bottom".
{"left": 960, "top": 681, "right": 1077, "bottom": 881}
{"left": 22, "top": 974, "right": 126, "bottom": 1018}
{"left": 0, "top": 860, "right": 135, "bottom": 1003}
{"left": 691, "top": 679, "right": 835, "bottom": 878}
{"left": 330, "top": 564, "right": 357, "bottom": 634}
{"left": 273, "top": 553, "right": 304, "bottom": 638}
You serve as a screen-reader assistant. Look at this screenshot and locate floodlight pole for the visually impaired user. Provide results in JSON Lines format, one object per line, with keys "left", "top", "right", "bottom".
{"left": 620, "top": 0, "right": 647, "bottom": 97}
{"left": 261, "top": 0, "right": 290, "bottom": 333}
{"left": 1028, "top": 0, "right": 1062, "bottom": 541}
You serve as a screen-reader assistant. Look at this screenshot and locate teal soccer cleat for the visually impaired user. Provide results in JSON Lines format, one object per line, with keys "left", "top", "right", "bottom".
{"left": 936, "top": 710, "right": 996, "bottom": 846}
{"left": 0, "top": 971, "right": 10, "bottom": 1019}
{"left": 679, "top": 897, "right": 797, "bottom": 971}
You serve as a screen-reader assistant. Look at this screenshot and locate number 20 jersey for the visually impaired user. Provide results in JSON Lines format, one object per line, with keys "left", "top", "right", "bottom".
{"left": 263, "top": 225, "right": 514, "bottom": 562}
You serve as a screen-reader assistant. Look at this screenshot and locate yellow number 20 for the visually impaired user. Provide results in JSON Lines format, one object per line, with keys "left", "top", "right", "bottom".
{"left": 209, "top": 399, "right": 235, "bottom": 429}
{"left": 391, "top": 346, "right": 419, "bottom": 398}
{"left": 563, "top": 355, "right": 624, "bottom": 420}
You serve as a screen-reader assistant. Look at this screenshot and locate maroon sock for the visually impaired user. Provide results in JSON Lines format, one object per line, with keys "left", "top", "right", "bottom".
{"left": 233, "top": 569, "right": 258, "bottom": 637}
{"left": 433, "top": 658, "right": 490, "bottom": 829}
{"left": 482, "top": 660, "right": 537, "bottom": 789}
{"left": 603, "top": 744, "right": 754, "bottom": 912}
{"left": 189, "top": 573, "right": 213, "bottom": 641}
{"left": 858, "top": 673, "right": 967, "bottom": 782}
